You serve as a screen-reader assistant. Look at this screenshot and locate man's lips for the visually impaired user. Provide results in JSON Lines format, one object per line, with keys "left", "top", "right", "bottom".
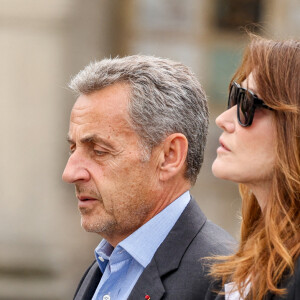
{"left": 76, "top": 195, "right": 98, "bottom": 208}
{"left": 77, "top": 195, "right": 98, "bottom": 201}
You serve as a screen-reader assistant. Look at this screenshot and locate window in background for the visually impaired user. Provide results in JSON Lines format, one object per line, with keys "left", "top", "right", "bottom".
{"left": 216, "top": 0, "right": 263, "bottom": 32}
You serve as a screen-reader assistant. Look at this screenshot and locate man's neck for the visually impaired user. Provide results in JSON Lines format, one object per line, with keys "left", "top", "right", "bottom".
{"left": 101, "top": 180, "right": 191, "bottom": 247}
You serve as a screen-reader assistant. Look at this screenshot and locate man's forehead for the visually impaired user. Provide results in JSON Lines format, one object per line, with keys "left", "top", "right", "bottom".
{"left": 70, "top": 99, "right": 99, "bottom": 122}
{"left": 72, "top": 84, "right": 130, "bottom": 117}
{"left": 68, "top": 101, "right": 135, "bottom": 144}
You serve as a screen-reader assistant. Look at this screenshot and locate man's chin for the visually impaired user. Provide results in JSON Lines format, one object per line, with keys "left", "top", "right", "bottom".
{"left": 81, "top": 218, "right": 100, "bottom": 233}
{"left": 80, "top": 215, "right": 115, "bottom": 234}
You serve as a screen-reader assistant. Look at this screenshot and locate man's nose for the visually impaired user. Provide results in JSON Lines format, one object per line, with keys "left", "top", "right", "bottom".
{"left": 62, "top": 152, "right": 90, "bottom": 183}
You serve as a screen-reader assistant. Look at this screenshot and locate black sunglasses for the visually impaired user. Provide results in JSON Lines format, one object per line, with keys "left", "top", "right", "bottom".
{"left": 228, "top": 81, "right": 273, "bottom": 127}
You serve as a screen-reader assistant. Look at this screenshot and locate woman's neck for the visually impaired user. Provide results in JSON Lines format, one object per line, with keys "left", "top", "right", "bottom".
{"left": 246, "top": 180, "right": 272, "bottom": 211}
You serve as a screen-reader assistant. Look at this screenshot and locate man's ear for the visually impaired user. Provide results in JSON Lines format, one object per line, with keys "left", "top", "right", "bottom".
{"left": 159, "top": 133, "right": 188, "bottom": 182}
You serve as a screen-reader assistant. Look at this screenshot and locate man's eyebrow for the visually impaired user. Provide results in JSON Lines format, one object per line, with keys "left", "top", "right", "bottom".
{"left": 66, "top": 135, "right": 74, "bottom": 144}
{"left": 67, "top": 134, "right": 114, "bottom": 148}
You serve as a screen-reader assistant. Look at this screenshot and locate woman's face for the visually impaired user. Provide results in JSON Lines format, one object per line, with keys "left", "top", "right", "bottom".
{"left": 212, "top": 73, "right": 276, "bottom": 187}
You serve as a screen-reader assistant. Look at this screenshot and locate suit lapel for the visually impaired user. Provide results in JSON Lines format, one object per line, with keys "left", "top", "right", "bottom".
{"left": 128, "top": 198, "right": 207, "bottom": 299}
{"left": 128, "top": 261, "right": 165, "bottom": 300}
{"left": 74, "top": 261, "right": 102, "bottom": 300}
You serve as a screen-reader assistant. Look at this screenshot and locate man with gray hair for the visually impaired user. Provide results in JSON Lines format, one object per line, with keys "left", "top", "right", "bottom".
{"left": 63, "top": 55, "right": 234, "bottom": 300}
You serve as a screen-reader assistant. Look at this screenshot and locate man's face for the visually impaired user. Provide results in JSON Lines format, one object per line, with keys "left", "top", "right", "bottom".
{"left": 62, "top": 83, "right": 161, "bottom": 245}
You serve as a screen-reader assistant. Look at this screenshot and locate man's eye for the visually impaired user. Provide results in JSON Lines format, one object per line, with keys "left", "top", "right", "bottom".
{"left": 94, "top": 150, "right": 106, "bottom": 156}
{"left": 69, "top": 147, "right": 75, "bottom": 155}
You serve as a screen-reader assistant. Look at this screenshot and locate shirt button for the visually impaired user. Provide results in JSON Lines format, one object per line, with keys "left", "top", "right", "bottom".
{"left": 103, "top": 295, "right": 110, "bottom": 300}
{"left": 99, "top": 256, "right": 105, "bottom": 262}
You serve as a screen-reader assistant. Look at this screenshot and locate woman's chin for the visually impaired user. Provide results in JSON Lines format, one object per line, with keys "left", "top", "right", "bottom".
{"left": 212, "top": 160, "right": 238, "bottom": 182}
{"left": 211, "top": 159, "right": 226, "bottom": 179}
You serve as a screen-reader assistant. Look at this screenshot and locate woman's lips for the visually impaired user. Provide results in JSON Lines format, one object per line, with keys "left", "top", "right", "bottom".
{"left": 217, "top": 139, "right": 231, "bottom": 153}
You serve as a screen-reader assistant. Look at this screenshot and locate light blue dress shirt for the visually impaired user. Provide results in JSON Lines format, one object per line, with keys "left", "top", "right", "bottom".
{"left": 92, "top": 191, "right": 190, "bottom": 300}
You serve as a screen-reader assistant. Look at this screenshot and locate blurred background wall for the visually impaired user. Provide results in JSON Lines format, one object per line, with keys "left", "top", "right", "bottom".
{"left": 0, "top": 0, "right": 299, "bottom": 299}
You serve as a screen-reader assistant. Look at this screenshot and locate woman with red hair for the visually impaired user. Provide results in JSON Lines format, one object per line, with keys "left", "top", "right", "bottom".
{"left": 208, "top": 35, "right": 300, "bottom": 299}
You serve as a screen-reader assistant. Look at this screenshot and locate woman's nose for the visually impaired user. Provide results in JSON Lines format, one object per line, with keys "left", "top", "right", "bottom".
{"left": 215, "top": 106, "right": 236, "bottom": 133}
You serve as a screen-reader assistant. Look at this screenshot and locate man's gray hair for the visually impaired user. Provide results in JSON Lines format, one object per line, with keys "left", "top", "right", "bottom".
{"left": 69, "top": 55, "right": 209, "bottom": 185}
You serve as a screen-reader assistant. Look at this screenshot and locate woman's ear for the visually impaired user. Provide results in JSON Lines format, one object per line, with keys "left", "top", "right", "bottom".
{"left": 159, "top": 133, "right": 188, "bottom": 182}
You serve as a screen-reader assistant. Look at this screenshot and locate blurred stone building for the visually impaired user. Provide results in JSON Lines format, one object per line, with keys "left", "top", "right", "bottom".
{"left": 0, "top": 0, "right": 299, "bottom": 299}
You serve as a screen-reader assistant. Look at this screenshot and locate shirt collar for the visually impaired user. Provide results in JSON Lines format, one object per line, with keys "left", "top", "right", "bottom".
{"left": 94, "top": 239, "right": 113, "bottom": 273}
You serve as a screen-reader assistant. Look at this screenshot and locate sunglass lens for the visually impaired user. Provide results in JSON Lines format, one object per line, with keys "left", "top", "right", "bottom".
{"left": 228, "top": 85, "right": 237, "bottom": 109}
{"left": 238, "top": 91, "right": 253, "bottom": 125}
